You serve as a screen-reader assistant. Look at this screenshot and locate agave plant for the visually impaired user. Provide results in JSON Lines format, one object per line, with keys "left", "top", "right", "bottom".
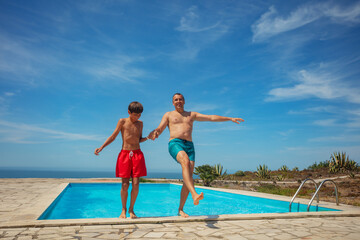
{"left": 255, "top": 164, "right": 271, "bottom": 179}
{"left": 329, "top": 151, "right": 358, "bottom": 176}
{"left": 214, "top": 164, "right": 227, "bottom": 179}
{"left": 279, "top": 165, "right": 289, "bottom": 172}
{"left": 276, "top": 175, "right": 285, "bottom": 181}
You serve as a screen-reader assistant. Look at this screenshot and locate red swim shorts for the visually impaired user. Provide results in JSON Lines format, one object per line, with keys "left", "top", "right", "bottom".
{"left": 116, "top": 149, "right": 147, "bottom": 178}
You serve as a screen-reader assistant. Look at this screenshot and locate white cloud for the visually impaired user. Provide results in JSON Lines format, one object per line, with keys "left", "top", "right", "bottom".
{"left": 266, "top": 68, "right": 360, "bottom": 104}
{"left": 252, "top": 2, "right": 360, "bottom": 42}
{"left": 174, "top": 5, "right": 229, "bottom": 60}
{"left": 288, "top": 106, "right": 336, "bottom": 115}
{"left": 313, "top": 119, "right": 337, "bottom": 127}
{"left": 176, "top": 6, "right": 222, "bottom": 32}
{"left": 85, "top": 55, "right": 146, "bottom": 83}
{"left": 0, "top": 120, "right": 100, "bottom": 144}
{"left": 309, "top": 135, "right": 360, "bottom": 143}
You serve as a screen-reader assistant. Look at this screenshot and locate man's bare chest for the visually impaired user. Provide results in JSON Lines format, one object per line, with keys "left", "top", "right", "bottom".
{"left": 169, "top": 114, "right": 193, "bottom": 125}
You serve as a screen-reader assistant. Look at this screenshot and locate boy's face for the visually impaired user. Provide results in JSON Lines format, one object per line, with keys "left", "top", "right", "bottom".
{"left": 172, "top": 94, "right": 185, "bottom": 109}
{"left": 128, "top": 111, "right": 141, "bottom": 122}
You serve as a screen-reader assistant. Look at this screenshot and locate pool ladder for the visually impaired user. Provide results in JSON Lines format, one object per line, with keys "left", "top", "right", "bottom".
{"left": 289, "top": 178, "right": 339, "bottom": 212}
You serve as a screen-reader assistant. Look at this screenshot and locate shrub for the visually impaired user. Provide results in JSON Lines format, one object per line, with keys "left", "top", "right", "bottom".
{"left": 255, "top": 164, "right": 271, "bottom": 179}
{"left": 307, "top": 160, "right": 330, "bottom": 170}
{"left": 292, "top": 167, "right": 299, "bottom": 172}
{"left": 234, "top": 170, "right": 245, "bottom": 177}
{"left": 279, "top": 165, "right": 289, "bottom": 172}
{"left": 194, "top": 164, "right": 218, "bottom": 186}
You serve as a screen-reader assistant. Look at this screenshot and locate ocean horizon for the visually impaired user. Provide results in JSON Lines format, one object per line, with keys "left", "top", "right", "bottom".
{"left": 0, "top": 168, "right": 197, "bottom": 179}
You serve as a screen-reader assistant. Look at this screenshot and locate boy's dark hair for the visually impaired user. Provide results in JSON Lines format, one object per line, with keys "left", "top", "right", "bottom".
{"left": 128, "top": 101, "right": 143, "bottom": 113}
{"left": 172, "top": 93, "right": 185, "bottom": 101}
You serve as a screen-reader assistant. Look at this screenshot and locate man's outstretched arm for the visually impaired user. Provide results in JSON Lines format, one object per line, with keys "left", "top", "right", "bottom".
{"left": 194, "top": 112, "right": 244, "bottom": 124}
{"left": 149, "top": 112, "right": 169, "bottom": 139}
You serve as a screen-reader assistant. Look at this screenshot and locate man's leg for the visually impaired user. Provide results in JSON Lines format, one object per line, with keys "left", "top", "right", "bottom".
{"left": 120, "top": 178, "right": 130, "bottom": 218}
{"left": 129, "top": 177, "right": 140, "bottom": 219}
{"left": 178, "top": 160, "right": 195, "bottom": 217}
{"left": 176, "top": 151, "right": 203, "bottom": 205}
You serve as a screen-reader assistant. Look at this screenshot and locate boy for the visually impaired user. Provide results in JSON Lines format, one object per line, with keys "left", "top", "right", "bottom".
{"left": 94, "top": 101, "right": 151, "bottom": 219}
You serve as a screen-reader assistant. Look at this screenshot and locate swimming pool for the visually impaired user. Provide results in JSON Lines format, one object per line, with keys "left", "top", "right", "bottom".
{"left": 38, "top": 183, "right": 338, "bottom": 220}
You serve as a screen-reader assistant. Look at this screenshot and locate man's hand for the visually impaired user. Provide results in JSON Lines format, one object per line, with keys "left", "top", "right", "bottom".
{"left": 148, "top": 130, "right": 159, "bottom": 140}
{"left": 94, "top": 147, "right": 103, "bottom": 155}
{"left": 231, "top": 118, "right": 245, "bottom": 124}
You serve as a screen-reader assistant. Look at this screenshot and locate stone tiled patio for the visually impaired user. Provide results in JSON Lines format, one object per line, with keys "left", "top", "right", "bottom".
{"left": 1, "top": 178, "right": 360, "bottom": 239}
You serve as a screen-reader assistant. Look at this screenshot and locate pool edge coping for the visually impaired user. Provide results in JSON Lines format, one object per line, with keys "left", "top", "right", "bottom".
{"left": 2, "top": 181, "right": 360, "bottom": 228}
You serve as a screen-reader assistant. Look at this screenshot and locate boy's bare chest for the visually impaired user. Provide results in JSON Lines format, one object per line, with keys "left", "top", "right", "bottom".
{"left": 123, "top": 122, "right": 141, "bottom": 135}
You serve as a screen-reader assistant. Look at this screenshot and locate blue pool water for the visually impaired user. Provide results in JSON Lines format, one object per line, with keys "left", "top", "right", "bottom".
{"left": 38, "top": 183, "right": 338, "bottom": 220}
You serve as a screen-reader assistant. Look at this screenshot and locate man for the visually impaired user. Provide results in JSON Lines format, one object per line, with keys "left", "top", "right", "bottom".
{"left": 151, "top": 93, "right": 244, "bottom": 217}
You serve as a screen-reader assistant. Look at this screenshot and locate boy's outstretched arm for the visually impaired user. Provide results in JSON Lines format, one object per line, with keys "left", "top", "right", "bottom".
{"left": 94, "top": 119, "right": 123, "bottom": 155}
{"left": 194, "top": 112, "right": 244, "bottom": 124}
{"left": 149, "top": 112, "right": 169, "bottom": 140}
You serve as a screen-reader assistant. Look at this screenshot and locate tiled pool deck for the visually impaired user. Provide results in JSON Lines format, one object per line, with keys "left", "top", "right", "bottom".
{"left": 1, "top": 178, "right": 360, "bottom": 239}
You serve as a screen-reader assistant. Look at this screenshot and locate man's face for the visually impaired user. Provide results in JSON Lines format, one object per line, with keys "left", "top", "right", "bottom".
{"left": 128, "top": 111, "right": 141, "bottom": 122}
{"left": 172, "top": 94, "right": 185, "bottom": 109}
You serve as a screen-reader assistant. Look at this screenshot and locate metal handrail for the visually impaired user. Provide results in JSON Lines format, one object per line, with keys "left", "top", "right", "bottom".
{"left": 289, "top": 178, "right": 319, "bottom": 212}
{"left": 307, "top": 179, "right": 339, "bottom": 211}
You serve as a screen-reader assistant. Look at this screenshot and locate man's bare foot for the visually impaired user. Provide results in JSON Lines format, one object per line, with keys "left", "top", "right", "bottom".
{"left": 178, "top": 210, "right": 189, "bottom": 218}
{"left": 193, "top": 192, "right": 204, "bottom": 205}
{"left": 129, "top": 209, "right": 137, "bottom": 219}
{"left": 119, "top": 208, "right": 127, "bottom": 219}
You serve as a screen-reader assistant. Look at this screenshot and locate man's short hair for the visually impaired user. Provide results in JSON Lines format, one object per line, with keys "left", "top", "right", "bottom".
{"left": 172, "top": 93, "right": 185, "bottom": 101}
{"left": 128, "top": 101, "right": 143, "bottom": 113}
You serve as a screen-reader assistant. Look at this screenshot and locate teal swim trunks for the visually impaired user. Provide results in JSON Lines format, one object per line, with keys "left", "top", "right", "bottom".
{"left": 168, "top": 138, "right": 195, "bottom": 162}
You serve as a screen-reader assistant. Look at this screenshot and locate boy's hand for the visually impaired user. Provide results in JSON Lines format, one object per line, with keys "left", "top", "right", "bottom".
{"left": 147, "top": 131, "right": 156, "bottom": 140}
{"left": 94, "top": 147, "right": 103, "bottom": 155}
{"left": 231, "top": 118, "right": 245, "bottom": 124}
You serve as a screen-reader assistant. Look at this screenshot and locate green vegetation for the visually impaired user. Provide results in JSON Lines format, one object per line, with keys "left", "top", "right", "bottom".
{"left": 276, "top": 175, "right": 285, "bottom": 181}
{"left": 292, "top": 167, "right": 299, "bottom": 172}
{"left": 194, "top": 164, "right": 218, "bottom": 186}
{"left": 214, "top": 163, "right": 227, "bottom": 180}
{"left": 139, "top": 178, "right": 156, "bottom": 183}
{"left": 279, "top": 165, "right": 289, "bottom": 172}
{"left": 329, "top": 152, "right": 358, "bottom": 177}
{"left": 307, "top": 160, "right": 330, "bottom": 170}
{"left": 255, "top": 164, "right": 271, "bottom": 179}
{"left": 234, "top": 170, "right": 245, "bottom": 177}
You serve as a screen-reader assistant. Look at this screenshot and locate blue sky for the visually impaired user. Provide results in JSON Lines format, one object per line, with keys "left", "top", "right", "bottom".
{"left": 1, "top": 0, "right": 360, "bottom": 174}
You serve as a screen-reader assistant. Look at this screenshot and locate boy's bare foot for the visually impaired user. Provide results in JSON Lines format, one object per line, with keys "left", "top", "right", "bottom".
{"left": 119, "top": 208, "right": 127, "bottom": 219}
{"left": 178, "top": 210, "right": 189, "bottom": 218}
{"left": 193, "top": 192, "right": 204, "bottom": 205}
{"left": 129, "top": 210, "right": 137, "bottom": 219}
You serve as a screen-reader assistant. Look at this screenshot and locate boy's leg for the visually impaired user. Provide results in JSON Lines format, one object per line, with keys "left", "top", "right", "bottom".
{"left": 129, "top": 177, "right": 140, "bottom": 219}
{"left": 120, "top": 178, "right": 130, "bottom": 218}
{"left": 178, "top": 160, "right": 195, "bottom": 217}
{"left": 176, "top": 151, "right": 203, "bottom": 205}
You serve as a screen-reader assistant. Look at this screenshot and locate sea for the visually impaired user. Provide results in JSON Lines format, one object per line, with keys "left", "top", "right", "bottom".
{"left": 0, "top": 168, "right": 193, "bottom": 179}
